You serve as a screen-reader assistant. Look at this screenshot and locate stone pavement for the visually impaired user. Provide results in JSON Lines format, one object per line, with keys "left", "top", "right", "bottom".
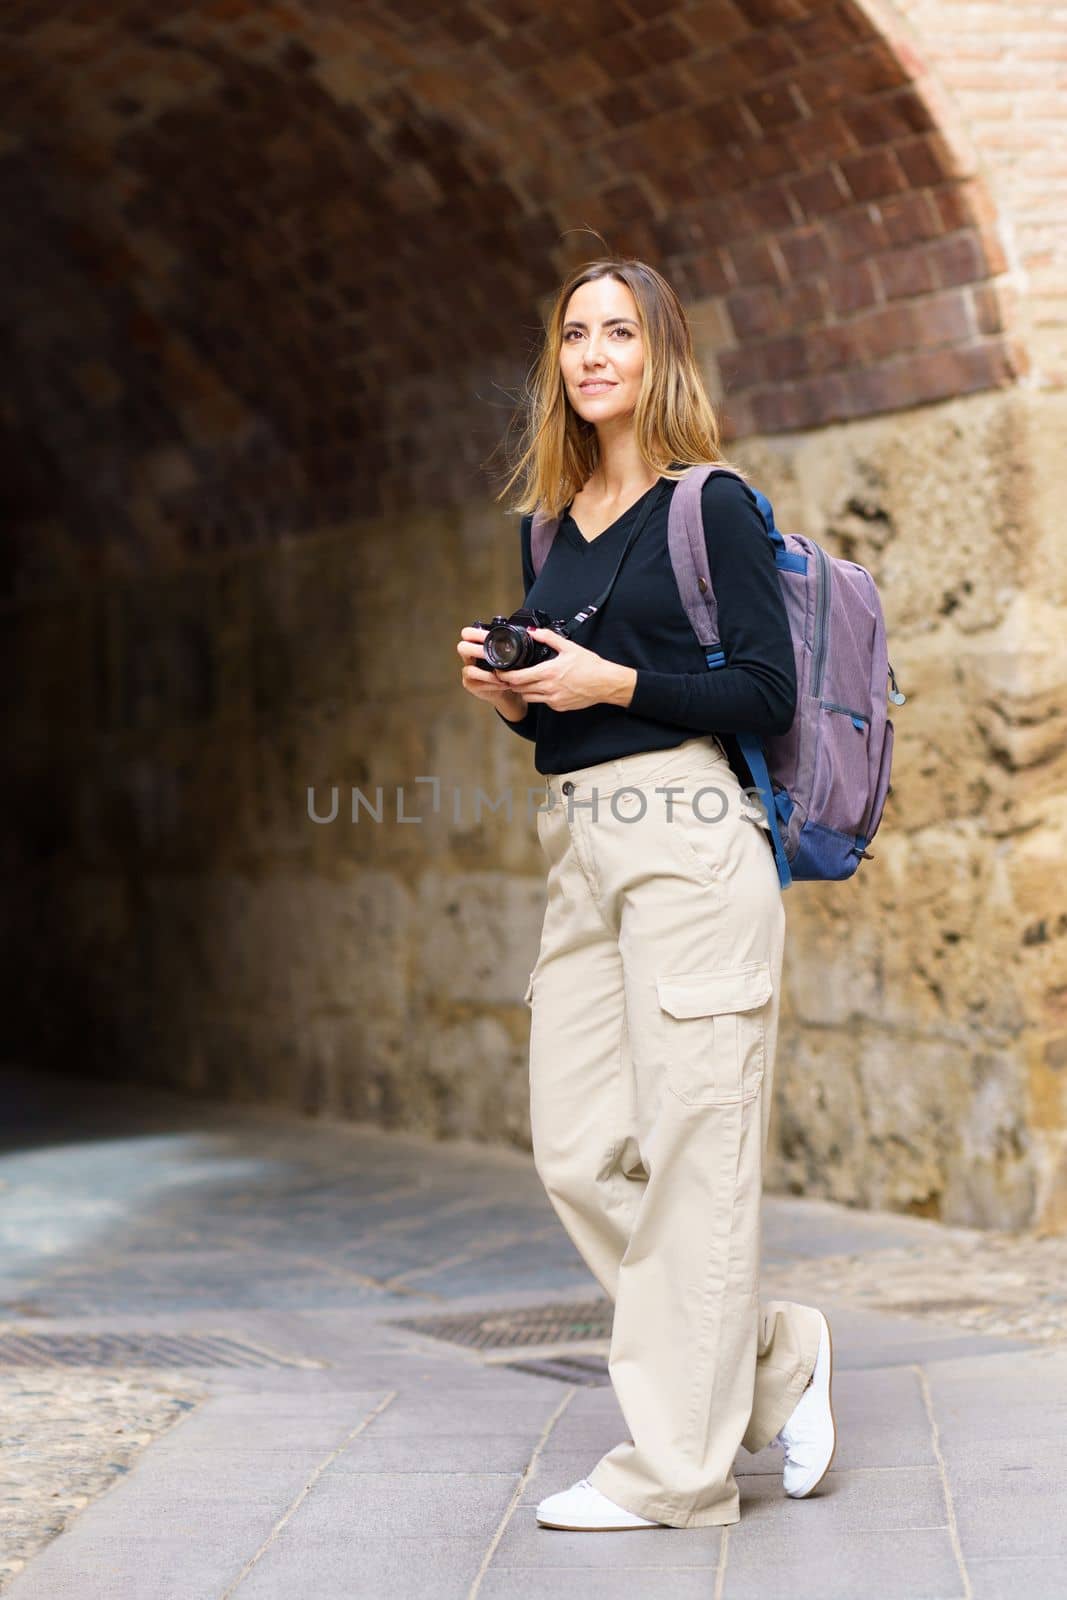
{"left": 1, "top": 1063, "right": 1065, "bottom": 1600}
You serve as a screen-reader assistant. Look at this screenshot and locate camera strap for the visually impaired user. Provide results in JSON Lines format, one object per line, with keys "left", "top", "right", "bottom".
{"left": 556, "top": 478, "right": 669, "bottom": 640}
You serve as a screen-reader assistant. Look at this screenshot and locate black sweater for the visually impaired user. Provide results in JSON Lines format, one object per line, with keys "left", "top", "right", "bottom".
{"left": 494, "top": 471, "right": 796, "bottom": 778}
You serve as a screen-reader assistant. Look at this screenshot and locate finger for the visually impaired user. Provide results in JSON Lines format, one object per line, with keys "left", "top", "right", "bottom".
{"left": 496, "top": 664, "right": 544, "bottom": 685}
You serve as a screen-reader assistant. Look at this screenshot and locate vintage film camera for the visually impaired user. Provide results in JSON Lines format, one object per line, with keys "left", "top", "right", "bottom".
{"left": 469, "top": 607, "right": 565, "bottom": 672}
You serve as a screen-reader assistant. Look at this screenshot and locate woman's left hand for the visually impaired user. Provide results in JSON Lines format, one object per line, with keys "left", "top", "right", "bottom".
{"left": 495, "top": 626, "right": 636, "bottom": 712}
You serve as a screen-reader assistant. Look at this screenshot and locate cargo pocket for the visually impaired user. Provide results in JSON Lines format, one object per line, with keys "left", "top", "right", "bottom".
{"left": 656, "top": 960, "right": 772, "bottom": 1107}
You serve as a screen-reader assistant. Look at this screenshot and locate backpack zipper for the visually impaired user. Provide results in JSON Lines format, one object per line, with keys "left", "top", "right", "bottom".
{"left": 888, "top": 662, "right": 907, "bottom": 704}
{"left": 812, "top": 542, "right": 831, "bottom": 696}
{"left": 821, "top": 700, "right": 868, "bottom": 730}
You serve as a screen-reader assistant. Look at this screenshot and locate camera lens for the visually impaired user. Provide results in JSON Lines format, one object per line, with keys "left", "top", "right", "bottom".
{"left": 486, "top": 626, "right": 524, "bottom": 668}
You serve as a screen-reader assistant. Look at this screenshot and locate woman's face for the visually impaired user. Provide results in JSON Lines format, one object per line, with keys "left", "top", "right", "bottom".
{"left": 559, "top": 276, "right": 645, "bottom": 427}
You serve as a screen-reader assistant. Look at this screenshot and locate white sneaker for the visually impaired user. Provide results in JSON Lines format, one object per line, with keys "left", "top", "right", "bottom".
{"left": 535, "top": 1476, "right": 666, "bottom": 1530}
{"left": 773, "top": 1309, "right": 836, "bottom": 1497}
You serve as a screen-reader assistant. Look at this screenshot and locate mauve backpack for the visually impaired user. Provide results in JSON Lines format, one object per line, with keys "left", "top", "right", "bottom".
{"left": 530, "top": 463, "right": 906, "bottom": 889}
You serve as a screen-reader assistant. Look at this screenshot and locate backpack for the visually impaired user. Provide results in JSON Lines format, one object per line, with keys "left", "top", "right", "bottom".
{"left": 529, "top": 463, "right": 906, "bottom": 889}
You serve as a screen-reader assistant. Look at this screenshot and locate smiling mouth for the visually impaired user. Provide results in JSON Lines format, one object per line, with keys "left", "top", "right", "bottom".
{"left": 579, "top": 381, "right": 616, "bottom": 391}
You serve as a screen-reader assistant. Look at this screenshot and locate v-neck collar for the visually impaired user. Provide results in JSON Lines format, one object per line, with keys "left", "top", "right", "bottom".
{"left": 560, "top": 477, "right": 664, "bottom": 551}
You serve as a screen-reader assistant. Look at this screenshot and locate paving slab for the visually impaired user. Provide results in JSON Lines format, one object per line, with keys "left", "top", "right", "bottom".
{"left": 921, "top": 1349, "right": 1067, "bottom": 1566}
{"left": 234, "top": 1534, "right": 495, "bottom": 1600}
{"left": 967, "top": 1554, "right": 1067, "bottom": 1600}
{"left": 476, "top": 1571, "right": 721, "bottom": 1600}
{"left": 720, "top": 1525, "right": 964, "bottom": 1600}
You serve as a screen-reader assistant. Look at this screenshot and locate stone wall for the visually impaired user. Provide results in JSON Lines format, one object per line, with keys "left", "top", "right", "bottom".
{"left": 2, "top": 0, "right": 1066, "bottom": 1228}
{"left": 739, "top": 385, "right": 1067, "bottom": 1228}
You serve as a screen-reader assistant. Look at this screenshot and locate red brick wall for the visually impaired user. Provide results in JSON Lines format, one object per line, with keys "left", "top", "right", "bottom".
{"left": 0, "top": 0, "right": 1040, "bottom": 579}
{"left": 890, "top": 0, "right": 1067, "bottom": 388}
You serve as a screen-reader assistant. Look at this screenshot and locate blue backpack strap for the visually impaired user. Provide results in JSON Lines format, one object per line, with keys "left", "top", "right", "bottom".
{"left": 750, "top": 487, "right": 777, "bottom": 538}
{"left": 750, "top": 487, "right": 809, "bottom": 572}
{"left": 735, "top": 729, "right": 793, "bottom": 890}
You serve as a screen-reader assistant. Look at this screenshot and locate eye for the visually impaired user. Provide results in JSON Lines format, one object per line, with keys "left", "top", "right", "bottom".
{"left": 561, "top": 327, "right": 635, "bottom": 341}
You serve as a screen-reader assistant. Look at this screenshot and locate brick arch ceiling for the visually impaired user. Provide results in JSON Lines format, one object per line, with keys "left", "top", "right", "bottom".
{"left": 0, "top": 0, "right": 1026, "bottom": 569}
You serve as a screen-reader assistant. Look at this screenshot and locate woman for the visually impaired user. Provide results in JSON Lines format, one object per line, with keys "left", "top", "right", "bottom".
{"left": 457, "top": 257, "right": 835, "bottom": 1531}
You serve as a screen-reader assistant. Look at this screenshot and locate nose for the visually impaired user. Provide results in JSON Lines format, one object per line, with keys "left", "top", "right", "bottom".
{"left": 582, "top": 329, "right": 608, "bottom": 367}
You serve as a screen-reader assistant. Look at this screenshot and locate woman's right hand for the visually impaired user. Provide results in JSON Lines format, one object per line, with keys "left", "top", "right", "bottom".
{"left": 457, "top": 627, "right": 530, "bottom": 721}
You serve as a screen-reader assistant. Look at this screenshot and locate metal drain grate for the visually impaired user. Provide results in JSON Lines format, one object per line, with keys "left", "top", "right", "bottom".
{"left": 500, "top": 1352, "right": 610, "bottom": 1387}
{"left": 388, "top": 1296, "right": 612, "bottom": 1350}
{"left": 0, "top": 1331, "right": 323, "bottom": 1371}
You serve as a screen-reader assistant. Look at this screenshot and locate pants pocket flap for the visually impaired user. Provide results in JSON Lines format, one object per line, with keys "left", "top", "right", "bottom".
{"left": 657, "top": 960, "right": 772, "bottom": 1019}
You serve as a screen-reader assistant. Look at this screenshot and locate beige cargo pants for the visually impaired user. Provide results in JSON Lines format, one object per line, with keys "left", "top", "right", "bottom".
{"left": 524, "top": 733, "right": 823, "bottom": 1528}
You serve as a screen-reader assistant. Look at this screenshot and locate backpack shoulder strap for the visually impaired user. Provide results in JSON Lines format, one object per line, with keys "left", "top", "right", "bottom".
{"left": 530, "top": 504, "right": 561, "bottom": 577}
{"left": 668, "top": 464, "right": 791, "bottom": 654}
{"left": 667, "top": 464, "right": 746, "bottom": 654}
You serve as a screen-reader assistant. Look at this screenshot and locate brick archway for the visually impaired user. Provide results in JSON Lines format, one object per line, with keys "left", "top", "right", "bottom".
{"left": 1, "top": 0, "right": 1025, "bottom": 571}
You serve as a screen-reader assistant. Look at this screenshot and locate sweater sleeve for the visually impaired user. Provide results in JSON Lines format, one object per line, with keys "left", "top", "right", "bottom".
{"left": 626, "top": 474, "right": 797, "bottom": 738}
{"left": 494, "top": 511, "right": 541, "bottom": 743}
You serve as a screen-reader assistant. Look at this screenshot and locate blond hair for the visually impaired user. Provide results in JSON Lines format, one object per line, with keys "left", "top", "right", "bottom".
{"left": 494, "top": 254, "right": 746, "bottom": 519}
